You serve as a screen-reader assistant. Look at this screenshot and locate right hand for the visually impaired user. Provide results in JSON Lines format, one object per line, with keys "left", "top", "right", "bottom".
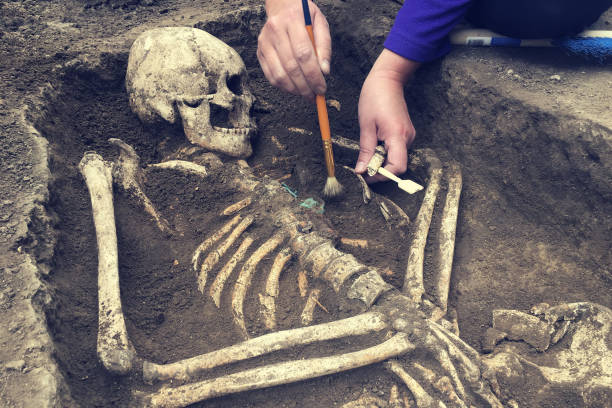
{"left": 257, "top": 0, "right": 331, "bottom": 100}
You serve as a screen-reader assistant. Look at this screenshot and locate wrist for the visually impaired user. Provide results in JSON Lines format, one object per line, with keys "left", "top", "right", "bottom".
{"left": 369, "top": 49, "right": 420, "bottom": 85}
{"left": 265, "top": 0, "right": 300, "bottom": 16}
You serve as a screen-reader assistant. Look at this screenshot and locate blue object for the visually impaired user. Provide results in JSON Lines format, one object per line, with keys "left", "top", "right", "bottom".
{"left": 554, "top": 37, "right": 612, "bottom": 62}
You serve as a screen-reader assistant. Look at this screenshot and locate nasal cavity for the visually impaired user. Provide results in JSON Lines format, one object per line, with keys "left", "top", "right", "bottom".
{"left": 210, "top": 103, "right": 231, "bottom": 129}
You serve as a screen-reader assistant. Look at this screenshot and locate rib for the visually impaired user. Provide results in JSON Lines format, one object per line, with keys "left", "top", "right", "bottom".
{"left": 197, "top": 215, "right": 254, "bottom": 293}
{"left": 149, "top": 160, "right": 208, "bottom": 178}
{"left": 232, "top": 232, "right": 286, "bottom": 338}
{"left": 209, "top": 235, "right": 254, "bottom": 308}
{"left": 221, "top": 197, "right": 252, "bottom": 216}
{"left": 301, "top": 288, "right": 322, "bottom": 326}
{"left": 259, "top": 247, "right": 293, "bottom": 330}
{"left": 192, "top": 214, "right": 241, "bottom": 271}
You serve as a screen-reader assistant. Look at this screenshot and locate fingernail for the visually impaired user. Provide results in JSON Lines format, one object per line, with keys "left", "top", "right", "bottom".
{"left": 355, "top": 161, "right": 367, "bottom": 173}
{"left": 321, "top": 59, "right": 330, "bottom": 75}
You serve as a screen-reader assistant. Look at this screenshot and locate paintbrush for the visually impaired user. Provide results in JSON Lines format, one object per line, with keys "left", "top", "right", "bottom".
{"left": 301, "top": 0, "right": 343, "bottom": 198}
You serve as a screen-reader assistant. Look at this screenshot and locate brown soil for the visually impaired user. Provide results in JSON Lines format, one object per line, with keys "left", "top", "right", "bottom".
{"left": 2, "top": 1, "right": 611, "bottom": 407}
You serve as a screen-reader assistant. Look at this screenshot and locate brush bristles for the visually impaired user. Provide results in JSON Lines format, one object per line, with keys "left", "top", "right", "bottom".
{"left": 323, "top": 176, "right": 343, "bottom": 198}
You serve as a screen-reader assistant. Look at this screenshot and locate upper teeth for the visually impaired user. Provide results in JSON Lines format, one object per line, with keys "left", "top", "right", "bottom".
{"left": 213, "top": 126, "right": 251, "bottom": 135}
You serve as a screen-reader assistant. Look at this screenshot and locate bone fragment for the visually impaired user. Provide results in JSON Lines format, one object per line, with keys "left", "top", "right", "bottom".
{"left": 331, "top": 134, "right": 360, "bottom": 151}
{"left": 143, "top": 311, "right": 387, "bottom": 384}
{"left": 197, "top": 215, "right": 254, "bottom": 293}
{"left": 412, "top": 363, "right": 467, "bottom": 408}
{"left": 298, "top": 270, "right": 309, "bottom": 297}
{"left": 342, "top": 165, "right": 371, "bottom": 203}
{"left": 434, "top": 162, "right": 462, "bottom": 314}
{"left": 301, "top": 288, "right": 322, "bottom": 326}
{"left": 288, "top": 127, "right": 313, "bottom": 136}
{"left": 232, "top": 232, "right": 285, "bottom": 338}
{"left": 340, "top": 237, "right": 369, "bottom": 249}
{"left": 259, "top": 247, "right": 293, "bottom": 330}
{"left": 301, "top": 241, "right": 343, "bottom": 279}
{"left": 210, "top": 235, "right": 254, "bottom": 307}
{"left": 385, "top": 360, "right": 446, "bottom": 408}
{"left": 389, "top": 384, "right": 403, "bottom": 408}
{"left": 139, "top": 333, "right": 414, "bottom": 408}
{"left": 79, "top": 152, "right": 134, "bottom": 375}
{"left": 327, "top": 99, "right": 341, "bottom": 111}
{"left": 403, "top": 149, "right": 443, "bottom": 302}
{"left": 377, "top": 196, "right": 411, "bottom": 228}
{"left": 109, "top": 138, "right": 171, "bottom": 234}
{"left": 149, "top": 160, "right": 208, "bottom": 178}
{"left": 192, "top": 214, "right": 241, "bottom": 271}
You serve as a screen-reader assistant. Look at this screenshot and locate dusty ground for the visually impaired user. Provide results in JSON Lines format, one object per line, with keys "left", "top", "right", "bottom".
{"left": 0, "top": 0, "right": 610, "bottom": 407}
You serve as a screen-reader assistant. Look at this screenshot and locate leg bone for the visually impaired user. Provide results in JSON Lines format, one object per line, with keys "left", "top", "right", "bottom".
{"left": 79, "top": 152, "right": 135, "bottom": 375}
{"left": 403, "top": 149, "right": 443, "bottom": 303}
{"left": 434, "top": 162, "right": 462, "bottom": 314}
{"left": 138, "top": 333, "right": 414, "bottom": 408}
{"left": 142, "top": 311, "right": 388, "bottom": 384}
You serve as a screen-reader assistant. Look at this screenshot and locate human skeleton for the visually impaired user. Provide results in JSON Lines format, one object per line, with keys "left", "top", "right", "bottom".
{"left": 77, "top": 27, "right": 612, "bottom": 408}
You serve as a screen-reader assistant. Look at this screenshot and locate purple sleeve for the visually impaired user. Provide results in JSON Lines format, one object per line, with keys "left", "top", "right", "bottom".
{"left": 384, "top": 0, "right": 472, "bottom": 62}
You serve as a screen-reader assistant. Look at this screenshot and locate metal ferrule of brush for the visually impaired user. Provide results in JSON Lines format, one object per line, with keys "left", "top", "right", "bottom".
{"left": 323, "top": 139, "right": 335, "bottom": 177}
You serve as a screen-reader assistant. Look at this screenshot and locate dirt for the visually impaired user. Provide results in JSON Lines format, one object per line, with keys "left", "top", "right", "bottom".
{"left": 1, "top": 0, "right": 611, "bottom": 407}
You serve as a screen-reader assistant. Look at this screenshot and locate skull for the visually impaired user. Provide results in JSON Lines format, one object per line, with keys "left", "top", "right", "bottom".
{"left": 126, "top": 27, "right": 255, "bottom": 158}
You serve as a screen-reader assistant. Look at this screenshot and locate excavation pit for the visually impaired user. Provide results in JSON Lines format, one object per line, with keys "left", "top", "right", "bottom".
{"left": 24, "top": 5, "right": 612, "bottom": 408}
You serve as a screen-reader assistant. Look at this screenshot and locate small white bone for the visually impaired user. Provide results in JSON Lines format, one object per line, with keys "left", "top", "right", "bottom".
{"left": 412, "top": 362, "right": 467, "bottom": 408}
{"left": 221, "top": 197, "right": 252, "bottom": 216}
{"left": 138, "top": 333, "right": 414, "bottom": 408}
{"left": 79, "top": 152, "right": 135, "bottom": 375}
{"left": 197, "top": 215, "right": 254, "bottom": 293}
{"left": 385, "top": 360, "right": 446, "bottom": 408}
{"left": 209, "top": 235, "right": 254, "bottom": 307}
{"left": 142, "top": 311, "right": 387, "bottom": 384}
{"left": 403, "top": 149, "right": 443, "bottom": 302}
{"left": 259, "top": 247, "right": 293, "bottom": 330}
{"left": 109, "top": 138, "right": 171, "bottom": 234}
{"left": 232, "top": 232, "right": 286, "bottom": 338}
{"left": 298, "top": 270, "right": 309, "bottom": 298}
{"left": 192, "top": 214, "right": 241, "bottom": 271}
{"left": 301, "top": 288, "right": 322, "bottom": 326}
{"left": 149, "top": 160, "right": 208, "bottom": 178}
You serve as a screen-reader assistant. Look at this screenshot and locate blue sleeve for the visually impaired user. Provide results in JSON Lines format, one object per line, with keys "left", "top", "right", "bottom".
{"left": 384, "top": 0, "right": 472, "bottom": 62}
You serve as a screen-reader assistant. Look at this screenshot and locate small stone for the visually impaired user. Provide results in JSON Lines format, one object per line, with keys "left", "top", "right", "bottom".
{"left": 4, "top": 360, "right": 25, "bottom": 372}
{"left": 493, "top": 309, "right": 553, "bottom": 351}
{"left": 488, "top": 225, "right": 496, "bottom": 231}
{"left": 506, "top": 69, "right": 514, "bottom": 75}
{"left": 549, "top": 74, "right": 561, "bottom": 81}
{"left": 530, "top": 302, "right": 550, "bottom": 315}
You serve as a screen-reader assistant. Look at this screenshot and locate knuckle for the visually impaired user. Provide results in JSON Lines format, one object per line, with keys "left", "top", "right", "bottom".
{"left": 294, "top": 45, "right": 313, "bottom": 63}
{"left": 284, "top": 60, "right": 301, "bottom": 77}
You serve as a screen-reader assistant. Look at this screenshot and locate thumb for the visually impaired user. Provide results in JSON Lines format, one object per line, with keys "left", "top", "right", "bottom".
{"left": 356, "top": 122, "right": 377, "bottom": 174}
{"left": 312, "top": 7, "right": 331, "bottom": 75}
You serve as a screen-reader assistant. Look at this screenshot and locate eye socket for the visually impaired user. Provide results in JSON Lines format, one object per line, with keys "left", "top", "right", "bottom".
{"left": 227, "top": 74, "right": 243, "bottom": 96}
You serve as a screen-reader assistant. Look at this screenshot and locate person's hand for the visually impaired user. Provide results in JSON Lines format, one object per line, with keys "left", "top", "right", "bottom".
{"left": 257, "top": 0, "right": 331, "bottom": 100}
{"left": 355, "top": 49, "right": 420, "bottom": 182}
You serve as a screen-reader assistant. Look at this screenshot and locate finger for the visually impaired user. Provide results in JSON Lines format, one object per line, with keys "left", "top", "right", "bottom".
{"left": 287, "top": 22, "right": 326, "bottom": 95}
{"left": 271, "top": 30, "right": 314, "bottom": 98}
{"left": 382, "top": 136, "right": 408, "bottom": 177}
{"left": 311, "top": 8, "right": 331, "bottom": 75}
{"left": 356, "top": 121, "right": 377, "bottom": 174}
{"left": 258, "top": 40, "right": 298, "bottom": 95}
